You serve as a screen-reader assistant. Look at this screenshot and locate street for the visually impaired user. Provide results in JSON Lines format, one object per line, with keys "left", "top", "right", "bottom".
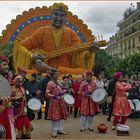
{"left": 31, "top": 113, "right": 140, "bottom": 139}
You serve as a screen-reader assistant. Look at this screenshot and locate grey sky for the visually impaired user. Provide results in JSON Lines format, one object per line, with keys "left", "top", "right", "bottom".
{"left": 0, "top": 1, "right": 137, "bottom": 41}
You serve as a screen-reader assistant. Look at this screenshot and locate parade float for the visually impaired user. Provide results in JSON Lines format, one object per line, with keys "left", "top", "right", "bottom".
{"left": 0, "top": 3, "right": 106, "bottom": 78}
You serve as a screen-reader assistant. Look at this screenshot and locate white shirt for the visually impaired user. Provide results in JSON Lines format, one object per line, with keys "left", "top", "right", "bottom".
{"left": 96, "top": 79, "right": 104, "bottom": 88}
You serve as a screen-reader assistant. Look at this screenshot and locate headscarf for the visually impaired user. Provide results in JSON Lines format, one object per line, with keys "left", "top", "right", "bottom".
{"left": 86, "top": 70, "right": 94, "bottom": 76}
{"left": 114, "top": 72, "right": 123, "bottom": 80}
{"left": 0, "top": 55, "right": 9, "bottom": 64}
{"left": 13, "top": 75, "right": 24, "bottom": 83}
{"left": 17, "top": 67, "right": 27, "bottom": 74}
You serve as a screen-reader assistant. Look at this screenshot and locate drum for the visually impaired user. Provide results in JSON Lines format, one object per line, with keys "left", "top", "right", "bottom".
{"left": 116, "top": 124, "right": 130, "bottom": 136}
{"left": 27, "top": 98, "right": 41, "bottom": 113}
{"left": 91, "top": 88, "right": 107, "bottom": 104}
{"left": 64, "top": 94, "right": 75, "bottom": 106}
{"left": 116, "top": 124, "right": 130, "bottom": 132}
{"left": 0, "top": 124, "right": 6, "bottom": 139}
{"left": 0, "top": 75, "right": 11, "bottom": 97}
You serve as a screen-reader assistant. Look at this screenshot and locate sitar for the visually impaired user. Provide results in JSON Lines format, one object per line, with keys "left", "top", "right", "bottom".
{"left": 32, "top": 40, "right": 106, "bottom": 61}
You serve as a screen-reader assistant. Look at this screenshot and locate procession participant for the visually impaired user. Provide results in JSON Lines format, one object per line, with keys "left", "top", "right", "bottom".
{"left": 30, "top": 73, "right": 42, "bottom": 120}
{"left": 0, "top": 55, "right": 16, "bottom": 139}
{"left": 112, "top": 72, "right": 132, "bottom": 130}
{"left": 106, "top": 73, "right": 118, "bottom": 121}
{"left": 45, "top": 71, "right": 68, "bottom": 138}
{"left": 79, "top": 71, "right": 99, "bottom": 131}
{"left": 72, "top": 75, "right": 83, "bottom": 118}
{"left": 8, "top": 70, "right": 15, "bottom": 86}
{"left": 42, "top": 70, "right": 51, "bottom": 120}
{"left": 11, "top": 75, "right": 32, "bottom": 139}
{"left": 17, "top": 67, "right": 34, "bottom": 121}
{"left": 66, "top": 74, "right": 74, "bottom": 114}
{"left": 96, "top": 72, "right": 108, "bottom": 114}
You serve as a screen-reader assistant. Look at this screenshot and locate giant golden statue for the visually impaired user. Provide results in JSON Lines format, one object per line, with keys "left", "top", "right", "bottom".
{"left": 0, "top": 3, "right": 106, "bottom": 75}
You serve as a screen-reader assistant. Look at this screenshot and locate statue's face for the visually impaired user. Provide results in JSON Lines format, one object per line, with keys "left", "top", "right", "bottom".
{"left": 52, "top": 10, "right": 66, "bottom": 28}
{"left": 0, "top": 61, "right": 9, "bottom": 76}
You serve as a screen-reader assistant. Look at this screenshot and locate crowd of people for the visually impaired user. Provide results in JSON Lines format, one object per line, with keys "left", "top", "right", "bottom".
{"left": 0, "top": 2, "right": 140, "bottom": 139}
{"left": 0, "top": 55, "right": 140, "bottom": 139}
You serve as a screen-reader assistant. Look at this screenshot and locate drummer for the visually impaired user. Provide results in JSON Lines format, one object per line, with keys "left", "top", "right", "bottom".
{"left": 11, "top": 75, "right": 32, "bottom": 139}
{"left": 96, "top": 72, "right": 108, "bottom": 114}
{"left": 0, "top": 55, "right": 16, "bottom": 139}
{"left": 79, "top": 70, "right": 99, "bottom": 131}
{"left": 45, "top": 71, "right": 68, "bottom": 138}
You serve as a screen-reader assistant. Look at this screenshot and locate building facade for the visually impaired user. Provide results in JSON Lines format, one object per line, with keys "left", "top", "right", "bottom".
{"left": 106, "top": 2, "right": 140, "bottom": 59}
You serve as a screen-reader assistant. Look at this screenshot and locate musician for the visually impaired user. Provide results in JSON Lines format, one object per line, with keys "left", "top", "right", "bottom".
{"left": 30, "top": 73, "right": 42, "bottom": 119}
{"left": 11, "top": 75, "right": 32, "bottom": 139}
{"left": 17, "top": 67, "right": 34, "bottom": 121}
{"left": 79, "top": 71, "right": 99, "bottom": 131}
{"left": 0, "top": 55, "right": 16, "bottom": 139}
{"left": 45, "top": 71, "right": 68, "bottom": 138}
{"left": 14, "top": 2, "right": 97, "bottom": 72}
{"left": 112, "top": 72, "right": 132, "bottom": 130}
{"left": 42, "top": 70, "right": 51, "bottom": 120}
{"left": 96, "top": 72, "right": 108, "bottom": 114}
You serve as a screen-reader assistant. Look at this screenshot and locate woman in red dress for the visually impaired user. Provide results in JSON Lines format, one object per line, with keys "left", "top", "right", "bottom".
{"left": 73, "top": 75, "right": 83, "bottom": 118}
{"left": 112, "top": 72, "right": 132, "bottom": 130}
{"left": 11, "top": 75, "right": 32, "bottom": 139}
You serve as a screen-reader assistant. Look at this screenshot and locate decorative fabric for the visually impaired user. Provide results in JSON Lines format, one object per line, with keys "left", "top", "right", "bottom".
{"left": 113, "top": 81, "right": 132, "bottom": 116}
{"left": 46, "top": 81, "right": 68, "bottom": 120}
{"left": 79, "top": 80, "right": 99, "bottom": 116}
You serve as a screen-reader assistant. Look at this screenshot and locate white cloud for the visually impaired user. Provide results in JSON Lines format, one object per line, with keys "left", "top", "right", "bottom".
{"left": 0, "top": 1, "right": 138, "bottom": 41}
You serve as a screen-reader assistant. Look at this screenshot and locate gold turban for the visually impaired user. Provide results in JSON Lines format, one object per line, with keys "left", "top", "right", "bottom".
{"left": 50, "top": 2, "right": 69, "bottom": 13}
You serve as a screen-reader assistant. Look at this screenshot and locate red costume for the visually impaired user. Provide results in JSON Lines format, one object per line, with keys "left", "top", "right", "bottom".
{"left": 79, "top": 80, "right": 99, "bottom": 116}
{"left": 113, "top": 81, "right": 132, "bottom": 126}
{"left": 113, "top": 81, "right": 132, "bottom": 116}
{"left": 73, "top": 81, "right": 81, "bottom": 108}
{"left": 46, "top": 81, "right": 68, "bottom": 120}
{"left": 0, "top": 56, "right": 15, "bottom": 139}
{"left": 11, "top": 85, "right": 31, "bottom": 138}
{"left": 0, "top": 98, "right": 13, "bottom": 139}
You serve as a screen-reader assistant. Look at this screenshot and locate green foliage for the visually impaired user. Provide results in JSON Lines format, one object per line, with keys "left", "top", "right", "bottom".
{"left": 128, "top": 53, "right": 140, "bottom": 74}
{"left": 94, "top": 49, "right": 116, "bottom": 77}
{"left": 2, "top": 42, "right": 13, "bottom": 58}
{"left": 95, "top": 50, "right": 140, "bottom": 77}
{"left": 2, "top": 41, "right": 14, "bottom": 70}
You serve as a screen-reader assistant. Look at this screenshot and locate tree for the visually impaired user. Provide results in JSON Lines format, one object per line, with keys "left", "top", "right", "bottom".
{"left": 94, "top": 49, "right": 116, "bottom": 77}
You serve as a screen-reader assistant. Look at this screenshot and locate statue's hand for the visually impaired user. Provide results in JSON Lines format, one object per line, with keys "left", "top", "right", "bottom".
{"left": 32, "top": 53, "right": 45, "bottom": 63}
{"left": 35, "top": 60, "right": 58, "bottom": 73}
{"left": 35, "top": 60, "right": 49, "bottom": 73}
